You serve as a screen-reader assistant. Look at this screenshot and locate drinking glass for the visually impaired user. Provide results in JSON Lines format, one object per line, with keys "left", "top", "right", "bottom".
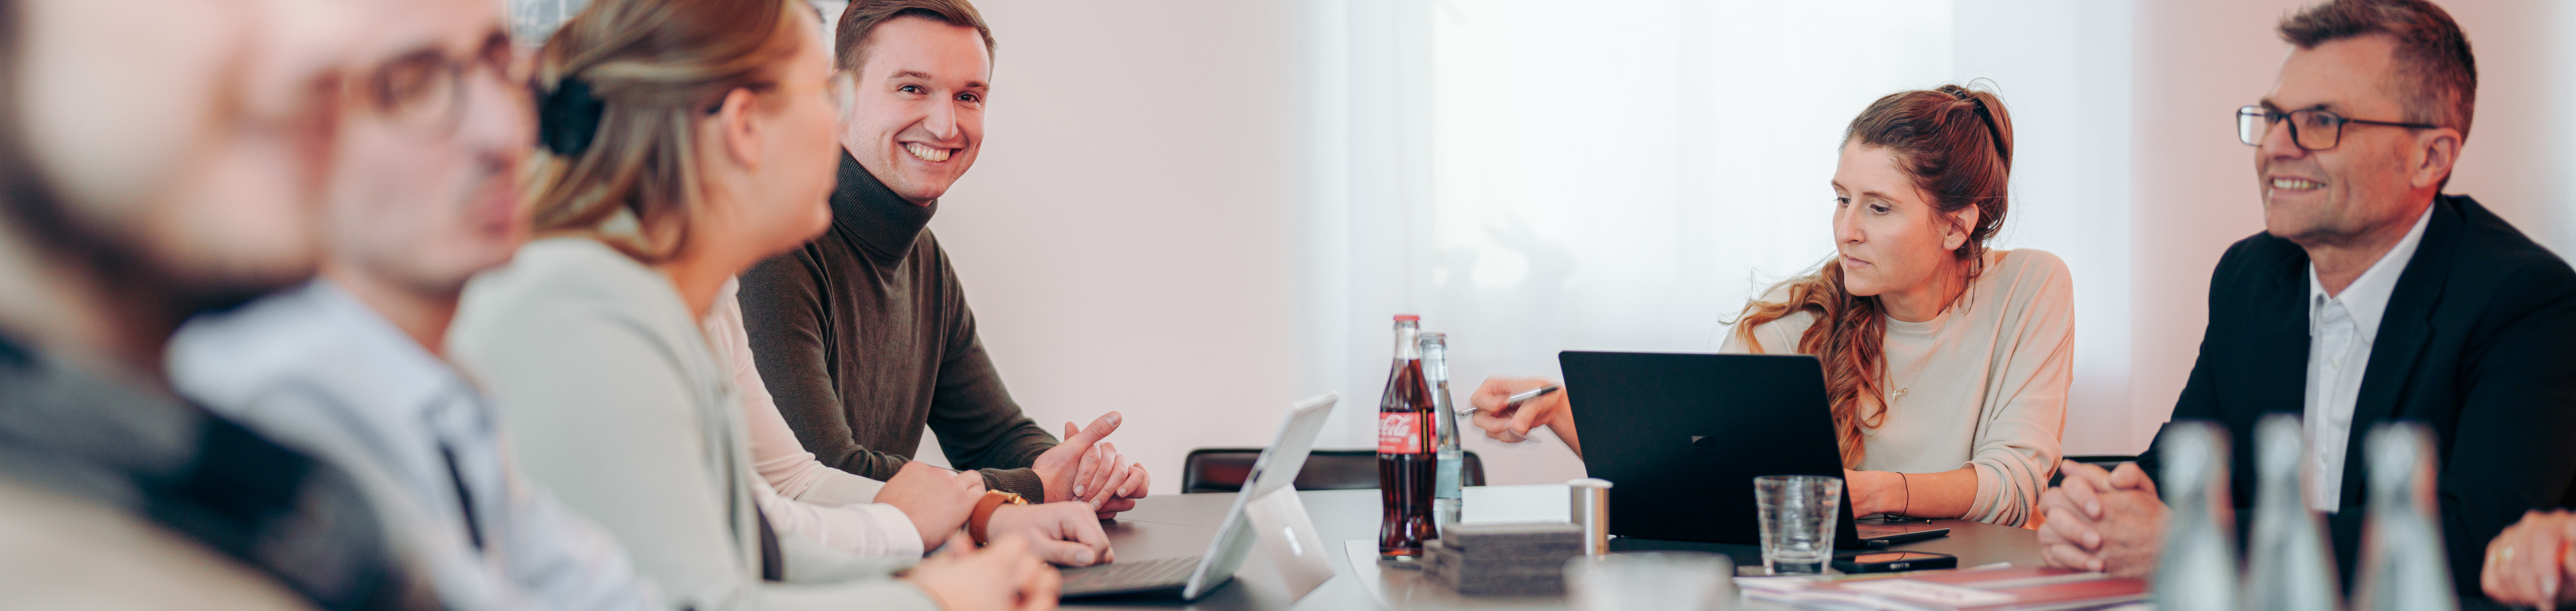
{"left": 1755, "top": 475, "right": 1842, "bottom": 575}
{"left": 1563, "top": 552, "right": 1734, "bottom": 610}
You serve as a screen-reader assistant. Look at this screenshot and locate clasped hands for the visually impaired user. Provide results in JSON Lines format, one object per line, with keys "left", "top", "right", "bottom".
{"left": 1035, "top": 411, "right": 1152, "bottom": 517}
{"left": 873, "top": 412, "right": 1149, "bottom": 568}
{"left": 2035, "top": 459, "right": 2168, "bottom": 578}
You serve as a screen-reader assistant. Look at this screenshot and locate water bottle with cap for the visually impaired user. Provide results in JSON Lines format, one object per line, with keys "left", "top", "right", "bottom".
{"left": 2243, "top": 413, "right": 2339, "bottom": 611}
{"left": 1419, "top": 333, "right": 1465, "bottom": 534}
{"left": 2351, "top": 422, "right": 2457, "bottom": 611}
{"left": 2151, "top": 420, "right": 2238, "bottom": 610}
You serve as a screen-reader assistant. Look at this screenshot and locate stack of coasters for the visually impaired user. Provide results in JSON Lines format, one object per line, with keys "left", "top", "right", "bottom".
{"left": 1421, "top": 522, "right": 1583, "bottom": 596}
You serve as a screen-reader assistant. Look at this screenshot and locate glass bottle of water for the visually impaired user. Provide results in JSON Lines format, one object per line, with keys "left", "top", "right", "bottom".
{"left": 2351, "top": 422, "right": 2457, "bottom": 611}
{"left": 2151, "top": 421, "right": 2238, "bottom": 610}
{"left": 1419, "top": 332, "right": 1465, "bottom": 533}
{"left": 2243, "top": 414, "right": 2340, "bottom": 611}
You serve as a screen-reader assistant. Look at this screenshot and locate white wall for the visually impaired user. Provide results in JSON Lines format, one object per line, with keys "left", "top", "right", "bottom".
{"left": 1953, "top": 0, "right": 2136, "bottom": 455}
{"left": 916, "top": 0, "right": 1306, "bottom": 493}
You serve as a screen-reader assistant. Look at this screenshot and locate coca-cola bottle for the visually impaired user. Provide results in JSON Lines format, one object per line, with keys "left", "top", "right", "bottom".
{"left": 1378, "top": 315, "right": 1436, "bottom": 561}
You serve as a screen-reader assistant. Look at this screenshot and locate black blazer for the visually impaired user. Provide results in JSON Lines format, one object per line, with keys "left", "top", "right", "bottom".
{"left": 2137, "top": 194, "right": 2576, "bottom": 600}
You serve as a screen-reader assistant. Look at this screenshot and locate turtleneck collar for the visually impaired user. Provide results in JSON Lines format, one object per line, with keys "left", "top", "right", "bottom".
{"left": 830, "top": 148, "right": 938, "bottom": 262}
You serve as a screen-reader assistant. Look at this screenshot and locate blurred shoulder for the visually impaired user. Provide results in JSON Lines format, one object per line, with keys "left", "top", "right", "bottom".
{"left": 464, "top": 237, "right": 665, "bottom": 306}
{"left": 454, "top": 238, "right": 697, "bottom": 358}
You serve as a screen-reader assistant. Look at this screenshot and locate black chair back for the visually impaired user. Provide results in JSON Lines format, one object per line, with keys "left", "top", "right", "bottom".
{"left": 1180, "top": 448, "right": 1486, "bottom": 493}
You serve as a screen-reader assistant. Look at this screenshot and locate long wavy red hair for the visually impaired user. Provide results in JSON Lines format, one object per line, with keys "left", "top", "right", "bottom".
{"left": 1733, "top": 84, "right": 2014, "bottom": 468}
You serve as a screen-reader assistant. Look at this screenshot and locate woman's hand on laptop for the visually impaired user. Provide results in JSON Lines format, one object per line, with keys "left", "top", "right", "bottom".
{"left": 1469, "top": 376, "right": 1581, "bottom": 456}
{"left": 909, "top": 532, "right": 1062, "bottom": 611}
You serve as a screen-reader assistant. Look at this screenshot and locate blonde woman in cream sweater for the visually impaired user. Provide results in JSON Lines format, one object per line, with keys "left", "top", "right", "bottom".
{"left": 1469, "top": 84, "right": 2071, "bottom": 527}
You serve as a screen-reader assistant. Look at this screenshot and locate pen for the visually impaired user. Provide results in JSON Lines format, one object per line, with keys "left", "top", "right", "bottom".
{"left": 1458, "top": 384, "right": 1560, "bottom": 418}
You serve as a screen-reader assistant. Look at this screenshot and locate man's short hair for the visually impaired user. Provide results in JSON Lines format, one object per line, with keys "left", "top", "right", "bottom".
{"left": 2279, "top": 0, "right": 2476, "bottom": 140}
{"left": 835, "top": 0, "right": 996, "bottom": 74}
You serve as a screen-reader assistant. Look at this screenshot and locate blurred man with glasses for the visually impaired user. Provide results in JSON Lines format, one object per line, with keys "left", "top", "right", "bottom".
{"left": 0, "top": 0, "right": 445, "bottom": 607}
{"left": 159, "top": 0, "right": 668, "bottom": 608}
{"left": 2036, "top": 0, "right": 2576, "bottom": 602}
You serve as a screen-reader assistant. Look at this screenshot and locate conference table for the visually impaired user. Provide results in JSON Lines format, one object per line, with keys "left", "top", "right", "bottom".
{"left": 1072, "top": 483, "right": 2045, "bottom": 610}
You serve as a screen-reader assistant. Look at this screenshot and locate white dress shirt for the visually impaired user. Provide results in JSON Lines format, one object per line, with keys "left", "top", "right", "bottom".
{"left": 170, "top": 280, "right": 658, "bottom": 611}
{"left": 2302, "top": 204, "right": 2434, "bottom": 512}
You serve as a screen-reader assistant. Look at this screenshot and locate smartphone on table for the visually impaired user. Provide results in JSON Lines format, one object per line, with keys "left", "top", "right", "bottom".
{"left": 1830, "top": 550, "right": 1957, "bottom": 574}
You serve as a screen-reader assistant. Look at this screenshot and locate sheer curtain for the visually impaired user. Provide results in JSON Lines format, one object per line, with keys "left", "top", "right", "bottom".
{"left": 1303, "top": 0, "right": 2136, "bottom": 485}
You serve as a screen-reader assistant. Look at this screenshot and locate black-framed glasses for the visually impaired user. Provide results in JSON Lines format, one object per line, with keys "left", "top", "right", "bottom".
{"left": 355, "top": 33, "right": 517, "bottom": 136}
{"left": 708, "top": 71, "right": 857, "bottom": 124}
{"left": 2237, "top": 105, "right": 2438, "bottom": 151}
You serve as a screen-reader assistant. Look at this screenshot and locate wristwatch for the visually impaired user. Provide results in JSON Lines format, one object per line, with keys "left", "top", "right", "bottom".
{"left": 968, "top": 490, "right": 1028, "bottom": 546}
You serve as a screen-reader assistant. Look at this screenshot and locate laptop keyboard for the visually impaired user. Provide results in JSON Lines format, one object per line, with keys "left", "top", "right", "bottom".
{"left": 1060, "top": 555, "right": 1203, "bottom": 596}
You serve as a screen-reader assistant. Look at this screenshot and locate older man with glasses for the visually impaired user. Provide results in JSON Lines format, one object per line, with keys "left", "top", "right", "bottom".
{"left": 2036, "top": 0, "right": 2576, "bottom": 604}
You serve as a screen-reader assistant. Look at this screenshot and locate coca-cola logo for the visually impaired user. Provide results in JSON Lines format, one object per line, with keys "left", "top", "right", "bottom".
{"left": 1378, "top": 414, "right": 1414, "bottom": 438}
{"left": 1379, "top": 413, "right": 1423, "bottom": 454}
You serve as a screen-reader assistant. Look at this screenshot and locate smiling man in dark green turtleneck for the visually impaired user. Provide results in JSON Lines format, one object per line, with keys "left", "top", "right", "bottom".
{"left": 739, "top": 0, "right": 1150, "bottom": 519}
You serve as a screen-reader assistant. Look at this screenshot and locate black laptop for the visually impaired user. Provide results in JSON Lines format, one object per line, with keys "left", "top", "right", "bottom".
{"left": 1560, "top": 350, "right": 1948, "bottom": 549}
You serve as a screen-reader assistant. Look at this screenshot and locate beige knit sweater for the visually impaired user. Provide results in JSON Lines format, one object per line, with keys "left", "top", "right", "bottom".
{"left": 1722, "top": 248, "right": 2073, "bottom": 526}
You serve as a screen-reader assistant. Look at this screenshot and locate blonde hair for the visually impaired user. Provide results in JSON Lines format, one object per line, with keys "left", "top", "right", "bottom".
{"left": 1734, "top": 84, "right": 2014, "bottom": 468}
{"left": 523, "top": 0, "right": 808, "bottom": 262}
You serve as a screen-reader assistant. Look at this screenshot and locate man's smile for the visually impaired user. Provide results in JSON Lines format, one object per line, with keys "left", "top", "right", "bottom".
{"left": 902, "top": 142, "right": 955, "bottom": 162}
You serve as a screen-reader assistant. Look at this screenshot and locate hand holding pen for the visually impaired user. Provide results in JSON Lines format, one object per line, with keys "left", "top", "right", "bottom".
{"left": 1464, "top": 378, "right": 1563, "bottom": 444}
{"left": 1458, "top": 384, "right": 1558, "bottom": 419}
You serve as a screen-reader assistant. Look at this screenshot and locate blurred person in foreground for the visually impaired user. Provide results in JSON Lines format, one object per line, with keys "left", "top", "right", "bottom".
{"left": 0, "top": 0, "right": 443, "bottom": 608}
{"left": 2036, "top": 0, "right": 2576, "bottom": 603}
{"left": 160, "top": 0, "right": 663, "bottom": 608}
{"left": 735, "top": 0, "right": 1149, "bottom": 519}
{"left": 448, "top": 0, "right": 1062, "bottom": 608}
{"left": 1470, "top": 84, "right": 2073, "bottom": 527}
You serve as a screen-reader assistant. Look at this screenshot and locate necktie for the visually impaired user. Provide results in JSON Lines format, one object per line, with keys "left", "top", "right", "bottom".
{"left": 438, "top": 443, "right": 483, "bottom": 551}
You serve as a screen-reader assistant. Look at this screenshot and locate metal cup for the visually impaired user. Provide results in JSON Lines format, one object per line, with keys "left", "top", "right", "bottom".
{"left": 1569, "top": 478, "right": 1613, "bottom": 557}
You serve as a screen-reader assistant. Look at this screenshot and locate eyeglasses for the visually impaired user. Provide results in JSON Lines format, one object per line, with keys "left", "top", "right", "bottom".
{"left": 2236, "top": 105, "right": 2438, "bottom": 151}
{"left": 794, "top": 71, "right": 857, "bottom": 125}
{"left": 724, "top": 71, "right": 857, "bottom": 124}
{"left": 353, "top": 34, "right": 517, "bottom": 136}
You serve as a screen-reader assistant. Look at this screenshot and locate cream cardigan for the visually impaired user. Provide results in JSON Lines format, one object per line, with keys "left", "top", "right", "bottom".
{"left": 453, "top": 238, "right": 938, "bottom": 611}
